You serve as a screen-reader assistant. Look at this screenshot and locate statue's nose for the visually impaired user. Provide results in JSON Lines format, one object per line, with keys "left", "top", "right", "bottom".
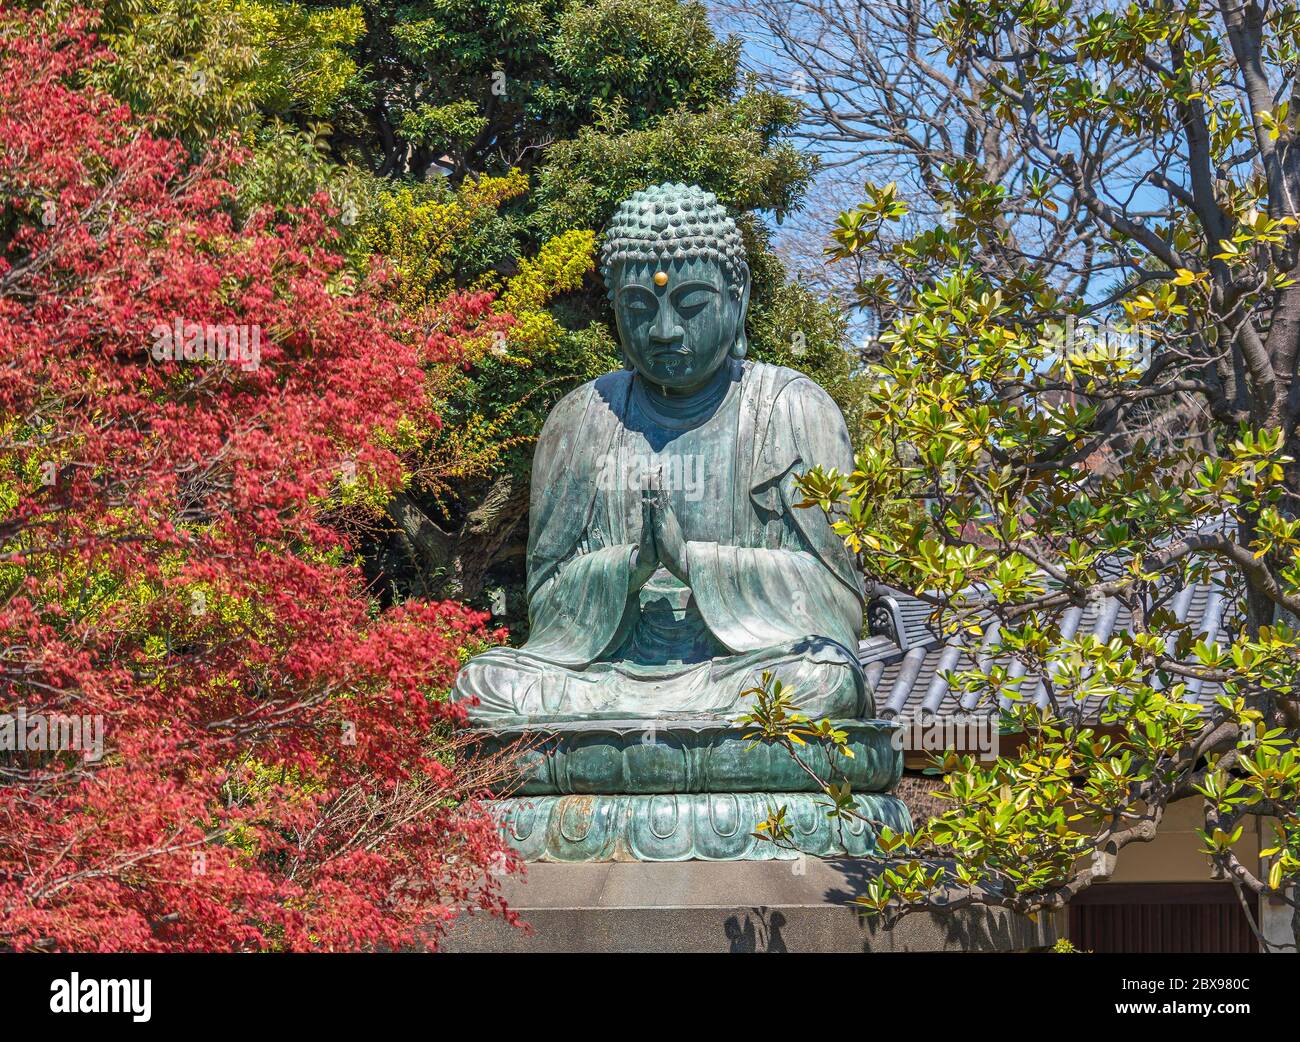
{"left": 649, "top": 308, "right": 682, "bottom": 344}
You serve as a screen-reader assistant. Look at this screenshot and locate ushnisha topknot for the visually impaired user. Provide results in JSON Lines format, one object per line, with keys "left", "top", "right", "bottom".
{"left": 600, "top": 183, "right": 747, "bottom": 298}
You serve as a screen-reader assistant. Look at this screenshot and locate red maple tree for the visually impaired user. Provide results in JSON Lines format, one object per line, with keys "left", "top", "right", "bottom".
{"left": 0, "top": 9, "right": 517, "bottom": 951}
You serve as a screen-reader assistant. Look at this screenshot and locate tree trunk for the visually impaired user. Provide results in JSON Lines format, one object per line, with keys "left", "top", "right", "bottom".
{"left": 383, "top": 477, "right": 530, "bottom": 601}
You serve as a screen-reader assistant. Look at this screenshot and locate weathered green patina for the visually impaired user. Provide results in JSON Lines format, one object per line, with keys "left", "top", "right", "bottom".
{"left": 492, "top": 792, "right": 912, "bottom": 863}
{"left": 470, "top": 719, "right": 903, "bottom": 795}
{"left": 453, "top": 184, "right": 909, "bottom": 860}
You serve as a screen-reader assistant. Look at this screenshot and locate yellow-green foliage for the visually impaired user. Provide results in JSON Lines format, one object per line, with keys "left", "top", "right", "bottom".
{"left": 496, "top": 229, "right": 597, "bottom": 358}
{"left": 363, "top": 171, "right": 529, "bottom": 311}
{"left": 233, "top": 1, "right": 363, "bottom": 115}
{"left": 415, "top": 395, "right": 538, "bottom": 502}
{"left": 90, "top": 0, "right": 366, "bottom": 140}
{"left": 355, "top": 177, "right": 598, "bottom": 505}
{"left": 413, "top": 231, "right": 597, "bottom": 497}
{"left": 334, "top": 457, "right": 406, "bottom": 517}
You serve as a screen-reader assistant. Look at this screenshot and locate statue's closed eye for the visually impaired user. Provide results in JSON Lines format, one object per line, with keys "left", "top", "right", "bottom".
{"left": 619, "top": 288, "right": 657, "bottom": 313}
{"left": 672, "top": 283, "right": 718, "bottom": 318}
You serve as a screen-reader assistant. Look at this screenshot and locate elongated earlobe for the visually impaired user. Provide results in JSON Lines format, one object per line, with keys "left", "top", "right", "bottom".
{"left": 730, "top": 261, "right": 752, "bottom": 359}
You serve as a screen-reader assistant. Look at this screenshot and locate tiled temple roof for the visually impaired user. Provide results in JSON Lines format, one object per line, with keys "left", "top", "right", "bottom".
{"left": 858, "top": 577, "right": 1230, "bottom": 721}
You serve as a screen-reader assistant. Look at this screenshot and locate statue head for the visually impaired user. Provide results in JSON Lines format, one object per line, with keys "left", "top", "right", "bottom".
{"left": 600, "top": 183, "right": 751, "bottom": 392}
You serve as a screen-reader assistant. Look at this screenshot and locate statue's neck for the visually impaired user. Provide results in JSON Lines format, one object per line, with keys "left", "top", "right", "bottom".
{"left": 636, "top": 358, "right": 738, "bottom": 424}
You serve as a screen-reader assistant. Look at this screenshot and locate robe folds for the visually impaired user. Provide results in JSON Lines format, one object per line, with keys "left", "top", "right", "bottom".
{"left": 453, "top": 359, "right": 870, "bottom": 723}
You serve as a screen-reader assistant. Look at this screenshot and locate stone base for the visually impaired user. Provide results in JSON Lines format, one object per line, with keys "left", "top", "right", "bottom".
{"left": 492, "top": 791, "right": 912, "bottom": 862}
{"left": 441, "top": 860, "right": 1058, "bottom": 952}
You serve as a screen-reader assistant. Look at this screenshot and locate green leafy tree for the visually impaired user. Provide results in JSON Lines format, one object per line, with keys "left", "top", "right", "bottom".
{"left": 749, "top": 0, "right": 1300, "bottom": 952}
{"left": 323, "top": 0, "right": 856, "bottom": 613}
{"left": 84, "top": 0, "right": 858, "bottom": 619}
{"left": 89, "top": 0, "right": 365, "bottom": 144}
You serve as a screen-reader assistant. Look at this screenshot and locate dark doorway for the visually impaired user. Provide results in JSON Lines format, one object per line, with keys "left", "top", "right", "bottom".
{"left": 1068, "top": 883, "right": 1259, "bottom": 953}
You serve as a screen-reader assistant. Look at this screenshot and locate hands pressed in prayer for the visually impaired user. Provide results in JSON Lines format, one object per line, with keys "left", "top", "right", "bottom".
{"left": 651, "top": 497, "right": 689, "bottom": 583}
{"left": 631, "top": 485, "right": 660, "bottom": 588}
{"left": 631, "top": 471, "right": 690, "bottom": 587}
{"left": 646, "top": 473, "right": 689, "bottom": 583}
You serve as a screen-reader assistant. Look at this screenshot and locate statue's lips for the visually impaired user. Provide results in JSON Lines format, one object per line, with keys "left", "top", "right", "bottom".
{"left": 650, "top": 345, "right": 691, "bottom": 359}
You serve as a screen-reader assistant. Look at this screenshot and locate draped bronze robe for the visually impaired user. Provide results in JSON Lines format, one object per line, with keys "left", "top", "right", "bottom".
{"left": 453, "top": 360, "right": 868, "bottom": 723}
